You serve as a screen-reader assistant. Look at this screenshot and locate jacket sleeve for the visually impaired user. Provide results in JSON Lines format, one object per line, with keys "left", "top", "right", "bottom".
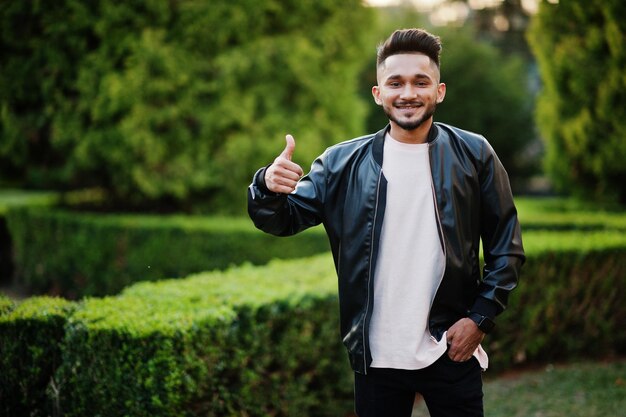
{"left": 470, "top": 139, "right": 525, "bottom": 320}
{"left": 247, "top": 153, "right": 327, "bottom": 237}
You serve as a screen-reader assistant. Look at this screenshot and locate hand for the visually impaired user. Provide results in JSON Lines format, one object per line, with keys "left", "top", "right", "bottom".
{"left": 446, "top": 317, "right": 485, "bottom": 362}
{"left": 265, "top": 134, "right": 304, "bottom": 194}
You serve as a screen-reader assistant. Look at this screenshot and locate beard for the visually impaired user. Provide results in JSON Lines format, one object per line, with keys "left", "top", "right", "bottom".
{"left": 383, "top": 101, "right": 437, "bottom": 131}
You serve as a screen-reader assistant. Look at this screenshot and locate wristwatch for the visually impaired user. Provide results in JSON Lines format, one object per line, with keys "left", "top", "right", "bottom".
{"left": 468, "top": 312, "right": 495, "bottom": 334}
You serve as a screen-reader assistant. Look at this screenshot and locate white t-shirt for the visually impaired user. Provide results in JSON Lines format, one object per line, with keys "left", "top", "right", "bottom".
{"left": 369, "top": 133, "right": 488, "bottom": 370}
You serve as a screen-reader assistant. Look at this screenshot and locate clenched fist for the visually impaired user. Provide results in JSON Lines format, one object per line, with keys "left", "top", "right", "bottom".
{"left": 264, "top": 134, "right": 304, "bottom": 194}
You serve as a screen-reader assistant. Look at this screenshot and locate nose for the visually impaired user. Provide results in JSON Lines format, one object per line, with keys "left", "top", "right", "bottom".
{"left": 400, "top": 83, "right": 418, "bottom": 100}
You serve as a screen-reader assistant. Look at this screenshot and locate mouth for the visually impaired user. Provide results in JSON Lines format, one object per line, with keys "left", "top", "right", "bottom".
{"left": 394, "top": 102, "right": 423, "bottom": 117}
{"left": 394, "top": 102, "right": 423, "bottom": 110}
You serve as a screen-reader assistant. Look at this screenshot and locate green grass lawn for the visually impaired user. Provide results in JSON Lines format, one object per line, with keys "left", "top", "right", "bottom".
{"left": 411, "top": 359, "right": 626, "bottom": 417}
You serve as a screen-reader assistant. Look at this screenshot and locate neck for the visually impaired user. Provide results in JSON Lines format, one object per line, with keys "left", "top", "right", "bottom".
{"left": 389, "top": 118, "right": 433, "bottom": 144}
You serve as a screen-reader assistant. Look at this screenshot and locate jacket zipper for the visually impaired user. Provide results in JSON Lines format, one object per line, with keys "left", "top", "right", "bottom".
{"left": 363, "top": 168, "right": 384, "bottom": 375}
{"left": 427, "top": 142, "right": 448, "bottom": 341}
{"left": 336, "top": 241, "right": 341, "bottom": 276}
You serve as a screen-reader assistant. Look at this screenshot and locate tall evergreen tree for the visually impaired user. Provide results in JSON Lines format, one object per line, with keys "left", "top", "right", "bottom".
{"left": 527, "top": 0, "right": 626, "bottom": 204}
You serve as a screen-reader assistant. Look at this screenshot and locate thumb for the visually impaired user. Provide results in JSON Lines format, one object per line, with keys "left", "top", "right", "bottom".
{"left": 281, "top": 134, "right": 296, "bottom": 160}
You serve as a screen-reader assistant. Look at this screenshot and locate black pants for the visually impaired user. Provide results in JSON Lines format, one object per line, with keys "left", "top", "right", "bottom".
{"left": 354, "top": 353, "right": 484, "bottom": 417}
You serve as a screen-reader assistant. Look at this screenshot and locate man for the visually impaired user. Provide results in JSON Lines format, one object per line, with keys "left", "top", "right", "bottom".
{"left": 248, "top": 28, "right": 524, "bottom": 417}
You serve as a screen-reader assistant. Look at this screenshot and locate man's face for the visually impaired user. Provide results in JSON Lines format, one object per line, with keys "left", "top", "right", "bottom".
{"left": 372, "top": 53, "right": 446, "bottom": 132}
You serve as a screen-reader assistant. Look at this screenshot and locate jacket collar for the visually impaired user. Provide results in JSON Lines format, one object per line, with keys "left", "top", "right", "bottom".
{"left": 372, "top": 125, "right": 389, "bottom": 166}
{"left": 372, "top": 123, "right": 440, "bottom": 166}
{"left": 427, "top": 123, "right": 439, "bottom": 143}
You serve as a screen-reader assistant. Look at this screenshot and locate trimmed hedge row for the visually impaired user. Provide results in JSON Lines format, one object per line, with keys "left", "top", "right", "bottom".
{"left": 6, "top": 198, "right": 626, "bottom": 299}
{"left": 493, "top": 231, "right": 626, "bottom": 367}
{"left": 0, "top": 217, "right": 12, "bottom": 286}
{"left": 1, "top": 256, "right": 352, "bottom": 417}
{"left": 0, "top": 296, "right": 75, "bottom": 417}
{"left": 2, "top": 230, "right": 625, "bottom": 416}
{"left": 6, "top": 208, "right": 329, "bottom": 298}
{"left": 0, "top": 190, "right": 60, "bottom": 287}
{"left": 515, "top": 197, "right": 626, "bottom": 231}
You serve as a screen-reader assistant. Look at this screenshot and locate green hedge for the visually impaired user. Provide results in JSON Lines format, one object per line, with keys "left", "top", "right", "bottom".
{"left": 516, "top": 197, "right": 626, "bottom": 232}
{"left": 6, "top": 208, "right": 329, "bottom": 298}
{"left": 491, "top": 230, "right": 626, "bottom": 369}
{"left": 1, "top": 256, "right": 352, "bottom": 417}
{"left": 7, "top": 198, "right": 626, "bottom": 299}
{"left": 0, "top": 296, "right": 75, "bottom": 417}
{"left": 0, "top": 190, "right": 60, "bottom": 286}
{"left": 0, "top": 294, "right": 15, "bottom": 315}
{"left": 2, "top": 230, "right": 625, "bottom": 416}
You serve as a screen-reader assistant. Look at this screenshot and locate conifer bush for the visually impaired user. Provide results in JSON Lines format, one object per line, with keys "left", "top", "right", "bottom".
{"left": 0, "top": 0, "right": 373, "bottom": 212}
{"left": 527, "top": 0, "right": 626, "bottom": 204}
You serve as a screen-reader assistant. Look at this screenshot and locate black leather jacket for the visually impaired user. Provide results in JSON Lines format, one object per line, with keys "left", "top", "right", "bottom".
{"left": 248, "top": 123, "right": 525, "bottom": 374}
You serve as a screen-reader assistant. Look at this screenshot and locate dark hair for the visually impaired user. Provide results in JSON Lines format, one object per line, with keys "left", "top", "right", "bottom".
{"left": 376, "top": 28, "right": 442, "bottom": 68}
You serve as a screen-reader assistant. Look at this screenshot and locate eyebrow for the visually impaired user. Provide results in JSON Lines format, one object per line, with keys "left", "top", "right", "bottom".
{"left": 385, "top": 73, "right": 432, "bottom": 81}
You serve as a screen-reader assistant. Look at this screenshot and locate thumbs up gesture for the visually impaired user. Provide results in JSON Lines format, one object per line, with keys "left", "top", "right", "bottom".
{"left": 265, "top": 134, "right": 304, "bottom": 194}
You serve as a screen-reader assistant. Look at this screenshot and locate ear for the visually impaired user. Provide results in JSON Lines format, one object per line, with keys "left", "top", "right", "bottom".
{"left": 436, "top": 82, "right": 446, "bottom": 104}
{"left": 372, "top": 85, "right": 382, "bottom": 106}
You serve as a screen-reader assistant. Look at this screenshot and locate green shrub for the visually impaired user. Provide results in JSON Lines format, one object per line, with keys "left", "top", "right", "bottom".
{"left": 54, "top": 255, "right": 351, "bottom": 417}
{"left": 0, "top": 216, "right": 12, "bottom": 287}
{"left": 0, "top": 296, "right": 75, "bottom": 417}
{"left": 0, "top": 189, "right": 60, "bottom": 287}
{"left": 0, "top": 294, "right": 16, "bottom": 315}
{"left": 487, "top": 230, "right": 626, "bottom": 371}
{"left": 9, "top": 198, "right": 626, "bottom": 298}
{"left": 516, "top": 197, "right": 626, "bottom": 232}
{"left": 1, "top": 256, "right": 352, "bottom": 417}
{"left": 527, "top": 0, "right": 626, "bottom": 205}
{"left": 0, "top": 0, "right": 373, "bottom": 212}
{"left": 6, "top": 207, "right": 329, "bottom": 298}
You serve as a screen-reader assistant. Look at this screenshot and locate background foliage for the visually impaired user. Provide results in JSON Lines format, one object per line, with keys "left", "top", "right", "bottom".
{"left": 435, "top": 28, "right": 536, "bottom": 188}
{"left": 0, "top": 0, "right": 547, "bottom": 212}
{"left": 0, "top": 0, "right": 373, "bottom": 213}
{"left": 527, "top": 0, "right": 626, "bottom": 204}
